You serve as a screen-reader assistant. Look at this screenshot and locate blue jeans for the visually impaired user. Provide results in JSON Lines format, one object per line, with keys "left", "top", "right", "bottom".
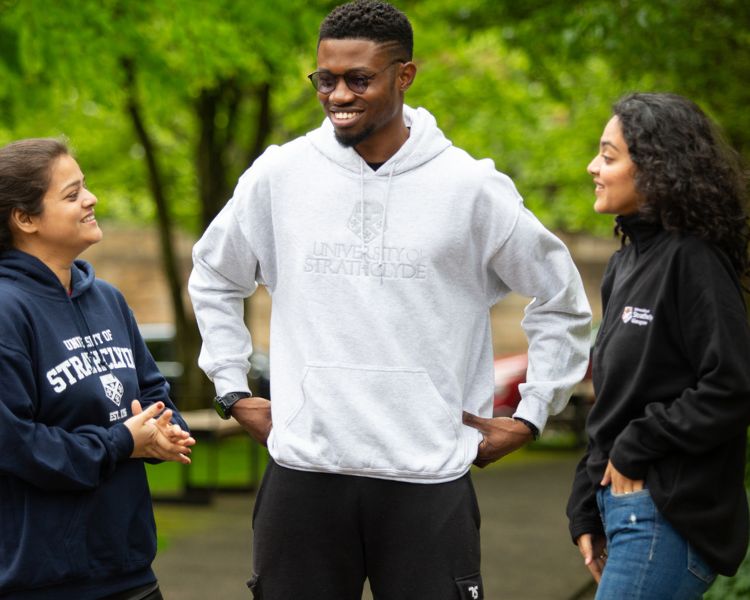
{"left": 595, "top": 487, "right": 716, "bottom": 599}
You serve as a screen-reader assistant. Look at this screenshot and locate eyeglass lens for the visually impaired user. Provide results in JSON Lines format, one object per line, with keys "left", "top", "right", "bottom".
{"left": 309, "top": 72, "right": 372, "bottom": 94}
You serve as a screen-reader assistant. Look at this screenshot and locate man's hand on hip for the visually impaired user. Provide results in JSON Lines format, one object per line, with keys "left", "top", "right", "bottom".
{"left": 462, "top": 412, "right": 534, "bottom": 468}
{"left": 232, "top": 396, "right": 272, "bottom": 446}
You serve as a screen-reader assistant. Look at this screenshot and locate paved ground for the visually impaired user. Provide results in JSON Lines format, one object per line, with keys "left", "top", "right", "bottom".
{"left": 152, "top": 449, "right": 596, "bottom": 600}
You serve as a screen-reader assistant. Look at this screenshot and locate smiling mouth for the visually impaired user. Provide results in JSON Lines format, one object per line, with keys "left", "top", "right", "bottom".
{"left": 330, "top": 110, "right": 361, "bottom": 124}
{"left": 82, "top": 213, "right": 96, "bottom": 223}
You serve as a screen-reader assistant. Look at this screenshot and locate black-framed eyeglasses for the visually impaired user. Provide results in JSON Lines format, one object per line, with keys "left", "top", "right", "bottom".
{"left": 307, "top": 60, "right": 405, "bottom": 95}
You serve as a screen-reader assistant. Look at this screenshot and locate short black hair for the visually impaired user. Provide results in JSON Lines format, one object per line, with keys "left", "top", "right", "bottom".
{"left": 319, "top": 1, "right": 413, "bottom": 61}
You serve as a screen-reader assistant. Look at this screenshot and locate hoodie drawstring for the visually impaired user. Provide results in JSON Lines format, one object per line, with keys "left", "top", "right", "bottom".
{"left": 359, "top": 160, "right": 397, "bottom": 285}
{"left": 378, "top": 163, "right": 396, "bottom": 285}
{"left": 359, "top": 161, "right": 366, "bottom": 253}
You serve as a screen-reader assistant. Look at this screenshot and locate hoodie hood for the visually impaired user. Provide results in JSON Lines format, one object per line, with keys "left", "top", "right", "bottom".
{"left": 305, "top": 105, "right": 453, "bottom": 276}
{"left": 306, "top": 105, "right": 452, "bottom": 176}
{"left": 0, "top": 249, "right": 96, "bottom": 300}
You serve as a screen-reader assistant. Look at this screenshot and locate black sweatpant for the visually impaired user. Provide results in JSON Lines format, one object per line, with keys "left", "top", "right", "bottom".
{"left": 248, "top": 460, "right": 483, "bottom": 600}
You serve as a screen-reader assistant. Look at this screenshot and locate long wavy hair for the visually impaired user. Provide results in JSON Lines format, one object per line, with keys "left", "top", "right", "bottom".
{"left": 614, "top": 92, "right": 750, "bottom": 279}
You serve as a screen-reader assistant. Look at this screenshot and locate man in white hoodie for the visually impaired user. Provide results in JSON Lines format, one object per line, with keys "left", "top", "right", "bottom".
{"left": 189, "top": 1, "right": 592, "bottom": 598}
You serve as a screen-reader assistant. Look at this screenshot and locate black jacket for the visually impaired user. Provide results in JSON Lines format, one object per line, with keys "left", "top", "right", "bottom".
{"left": 567, "top": 216, "right": 750, "bottom": 576}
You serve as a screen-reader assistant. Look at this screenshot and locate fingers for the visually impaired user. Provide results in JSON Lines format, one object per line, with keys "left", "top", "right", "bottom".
{"left": 155, "top": 407, "right": 174, "bottom": 430}
{"left": 131, "top": 399, "right": 143, "bottom": 415}
{"left": 151, "top": 433, "right": 193, "bottom": 463}
{"left": 138, "top": 401, "right": 164, "bottom": 420}
{"left": 586, "top": 558, "right": 605, "bottom": 583}
{"left": 462, "top": 411, "right": 488, "bottom": 431}
{"left": 577, "top": 534, "right": 606, "bottom": 583}
{"left": 602, "top": 459, "right": 645, "bottom": 494}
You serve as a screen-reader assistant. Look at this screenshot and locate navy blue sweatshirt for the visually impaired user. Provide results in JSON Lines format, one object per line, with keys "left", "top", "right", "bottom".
{"left": 0, "top": 250, "right": 188, "bottom": 599}
{"left": 567, "top": 216, "right": 750, "bottom": 575}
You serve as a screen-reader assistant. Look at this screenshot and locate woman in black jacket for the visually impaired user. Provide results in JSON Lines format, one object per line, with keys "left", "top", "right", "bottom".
{"left": 567, "top": 93, "right": 750, "bottom": 599}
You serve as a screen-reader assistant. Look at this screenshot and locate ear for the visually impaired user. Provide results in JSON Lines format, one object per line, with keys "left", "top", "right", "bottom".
{"left": 397, "top": 61, "right": 417, "bottom": 92}
{"left": 10, "top": 207, "right": 39, "bottom": 235}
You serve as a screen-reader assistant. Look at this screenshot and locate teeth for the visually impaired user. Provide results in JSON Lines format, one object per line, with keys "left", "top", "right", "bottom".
{"left": 334, "top": 112, "right": 357, "bottom": 120}
{"left": 82, "top": 214, "right": 95, "bottom": 223}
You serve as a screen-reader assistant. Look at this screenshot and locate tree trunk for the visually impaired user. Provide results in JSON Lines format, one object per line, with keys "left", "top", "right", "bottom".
{"left": 121, "top": 57, "right": 208, "bottom": 410}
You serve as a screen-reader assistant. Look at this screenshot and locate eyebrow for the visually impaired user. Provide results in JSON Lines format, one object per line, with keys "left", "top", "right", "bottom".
{"left": 600, "top": 140, "right": 621, "bottom": 152}
{"left": 318, "top": 66, "right": 371, "bottom": 73}
{"left": 59, "top": 179, "right": 83, "bottom": 194}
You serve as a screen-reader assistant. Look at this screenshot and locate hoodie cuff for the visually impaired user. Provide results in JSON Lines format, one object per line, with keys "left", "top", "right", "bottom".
{"left": 513, "top": 395, "right": 548, "bottom": 434}
{"left": 569, "top": 517, "right": 605, "bottom": 546}
{"left": 211, "top": 367, "right": 252, "bottom": 397}
{"left": 109, "top": 423, "right": 135, "bottom": 463}
{"left": 608, "top": 446, "right": 649, "bottom": 481}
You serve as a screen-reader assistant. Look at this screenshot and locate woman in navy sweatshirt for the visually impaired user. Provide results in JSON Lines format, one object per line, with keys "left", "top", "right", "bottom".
{"left": 0, "top": 138, "right": 195, "bottom": 599}
{"left": 567, "top": 93, "right": 750, "bottom": 599}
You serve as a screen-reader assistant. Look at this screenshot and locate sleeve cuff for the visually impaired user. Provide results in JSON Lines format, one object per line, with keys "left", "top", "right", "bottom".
{"left": 513, "top": 395, "right": 548, "bottom": 434}
{"left": 211, "top": 367, "right": 251, "bottom": 397}
{"left": 569, "top": 517, "right": 605, "bottom": 546}
{"left": 109, "top": 423, "right": 135, "bottom": 463}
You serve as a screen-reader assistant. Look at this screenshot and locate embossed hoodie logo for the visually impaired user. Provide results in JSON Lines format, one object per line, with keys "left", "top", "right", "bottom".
{"left": 348, "top": 201, "right": 384, "bottom": 243}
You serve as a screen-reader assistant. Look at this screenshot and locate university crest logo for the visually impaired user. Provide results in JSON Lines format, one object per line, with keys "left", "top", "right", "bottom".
{"left": 621, "top": 306, "right": 633, "bottom": 324}
{"left": 348, "top": 201, "right": 385, "bottom": 243}
{"left": 100, "top": 373, "right": 124, "bottom": 406}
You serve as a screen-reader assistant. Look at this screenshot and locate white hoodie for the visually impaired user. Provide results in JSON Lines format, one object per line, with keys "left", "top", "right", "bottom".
{"left": 189, "top": 105, "right": 591, "bottom": 483}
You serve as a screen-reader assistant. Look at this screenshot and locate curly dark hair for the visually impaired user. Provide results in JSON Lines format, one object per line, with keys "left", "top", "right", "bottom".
{"left": 0, "top": 137, "right": 70, "bottom": 254}
{"left": 319, "top": 0, "right": 413, "bottom": 61}
{"left": 613, "top": 92, "right": 750, "bottom": 278}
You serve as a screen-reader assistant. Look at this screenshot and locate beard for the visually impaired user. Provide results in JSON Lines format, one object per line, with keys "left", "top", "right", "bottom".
{"left": 334, "top": 124, "right": 375, "bottom": 148}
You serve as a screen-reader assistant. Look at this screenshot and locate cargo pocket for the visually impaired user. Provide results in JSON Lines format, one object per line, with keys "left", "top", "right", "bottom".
{"left": 246, "top": 573, "right": 262, "bottom": 598}
{"left": 455, "top": 572, "right": 483, "bottom": 599}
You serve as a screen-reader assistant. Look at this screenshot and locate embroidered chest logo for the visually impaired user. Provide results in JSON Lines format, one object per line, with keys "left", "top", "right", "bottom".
{"left": 100, "top": 373, "right": 124, "bottom": 406}
{"left": 622, "top": 306, "right": 654, "bottom": 326}
{"left": 303, "top": 198, "right": 428, "bottom": 281}
{"left": 348, "top": 200, "right": 385, "bottom": 243}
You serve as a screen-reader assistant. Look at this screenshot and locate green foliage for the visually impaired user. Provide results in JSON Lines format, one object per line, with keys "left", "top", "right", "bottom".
{"left": 705, "top": 547, "right": 750, "bottom": 599}
{"left": 1, "top": 0, "right": 746, "bottom": 237}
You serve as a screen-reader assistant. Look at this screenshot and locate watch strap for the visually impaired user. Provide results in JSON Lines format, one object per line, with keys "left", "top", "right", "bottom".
{"left": 513, "top": 416, "right": 540, "bottom": 440}
{"left": 214, "top": 391, "right": 251, "bottom": 419}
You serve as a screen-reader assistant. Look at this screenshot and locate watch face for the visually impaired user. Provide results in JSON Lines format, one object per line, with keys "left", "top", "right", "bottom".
{"left": 214, "top": 396, "right": 229, "bottom": 419}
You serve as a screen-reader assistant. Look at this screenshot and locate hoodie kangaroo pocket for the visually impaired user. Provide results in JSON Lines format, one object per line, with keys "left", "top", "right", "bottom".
{"left": 280, "top": 363, "right": 463, "bottom": 476}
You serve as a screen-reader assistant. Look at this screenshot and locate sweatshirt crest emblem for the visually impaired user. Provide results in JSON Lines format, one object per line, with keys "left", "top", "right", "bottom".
{"left": 348, "top": 201, "right": 385, "bottom": 243}
{"left": 622, "top": 306, "right": 633, "bottom": 323}
{"left": 100, "top": 373, "right": 124, "bottom": 406}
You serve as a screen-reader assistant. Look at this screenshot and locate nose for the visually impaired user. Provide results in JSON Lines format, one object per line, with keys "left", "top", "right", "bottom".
{"left": 587, "top": 155, "right": 600, "bottom": 176}
{"left": 328, "top": 75, "right": 356, "bottom": 104}
{"left": 82, "top": 188, "right": 97, "bottom": 207}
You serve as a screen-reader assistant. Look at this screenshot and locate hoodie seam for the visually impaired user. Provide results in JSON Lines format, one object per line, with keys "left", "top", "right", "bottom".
{"left": 486, "top": 182, "right": 523, "bottom": 259}
{"left": 0, "top": 338, "right": 29, "bottom": 358}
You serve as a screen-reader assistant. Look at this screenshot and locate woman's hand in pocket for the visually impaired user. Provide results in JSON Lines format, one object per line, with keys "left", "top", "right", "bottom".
{"left": 601, "top": 460, "right": 644, "bottom": 495}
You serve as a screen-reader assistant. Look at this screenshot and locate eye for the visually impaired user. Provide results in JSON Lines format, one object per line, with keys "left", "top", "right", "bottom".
{"left": 347, "top": 75, "right": 370, "bottom": 92}
{"left": 317, "top": 73, "right": 337, "bottom": 89}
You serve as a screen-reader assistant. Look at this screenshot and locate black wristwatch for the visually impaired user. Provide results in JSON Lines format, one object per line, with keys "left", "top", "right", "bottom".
{"left": 213, "top": 391, "right": 250, "bottom": 420}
